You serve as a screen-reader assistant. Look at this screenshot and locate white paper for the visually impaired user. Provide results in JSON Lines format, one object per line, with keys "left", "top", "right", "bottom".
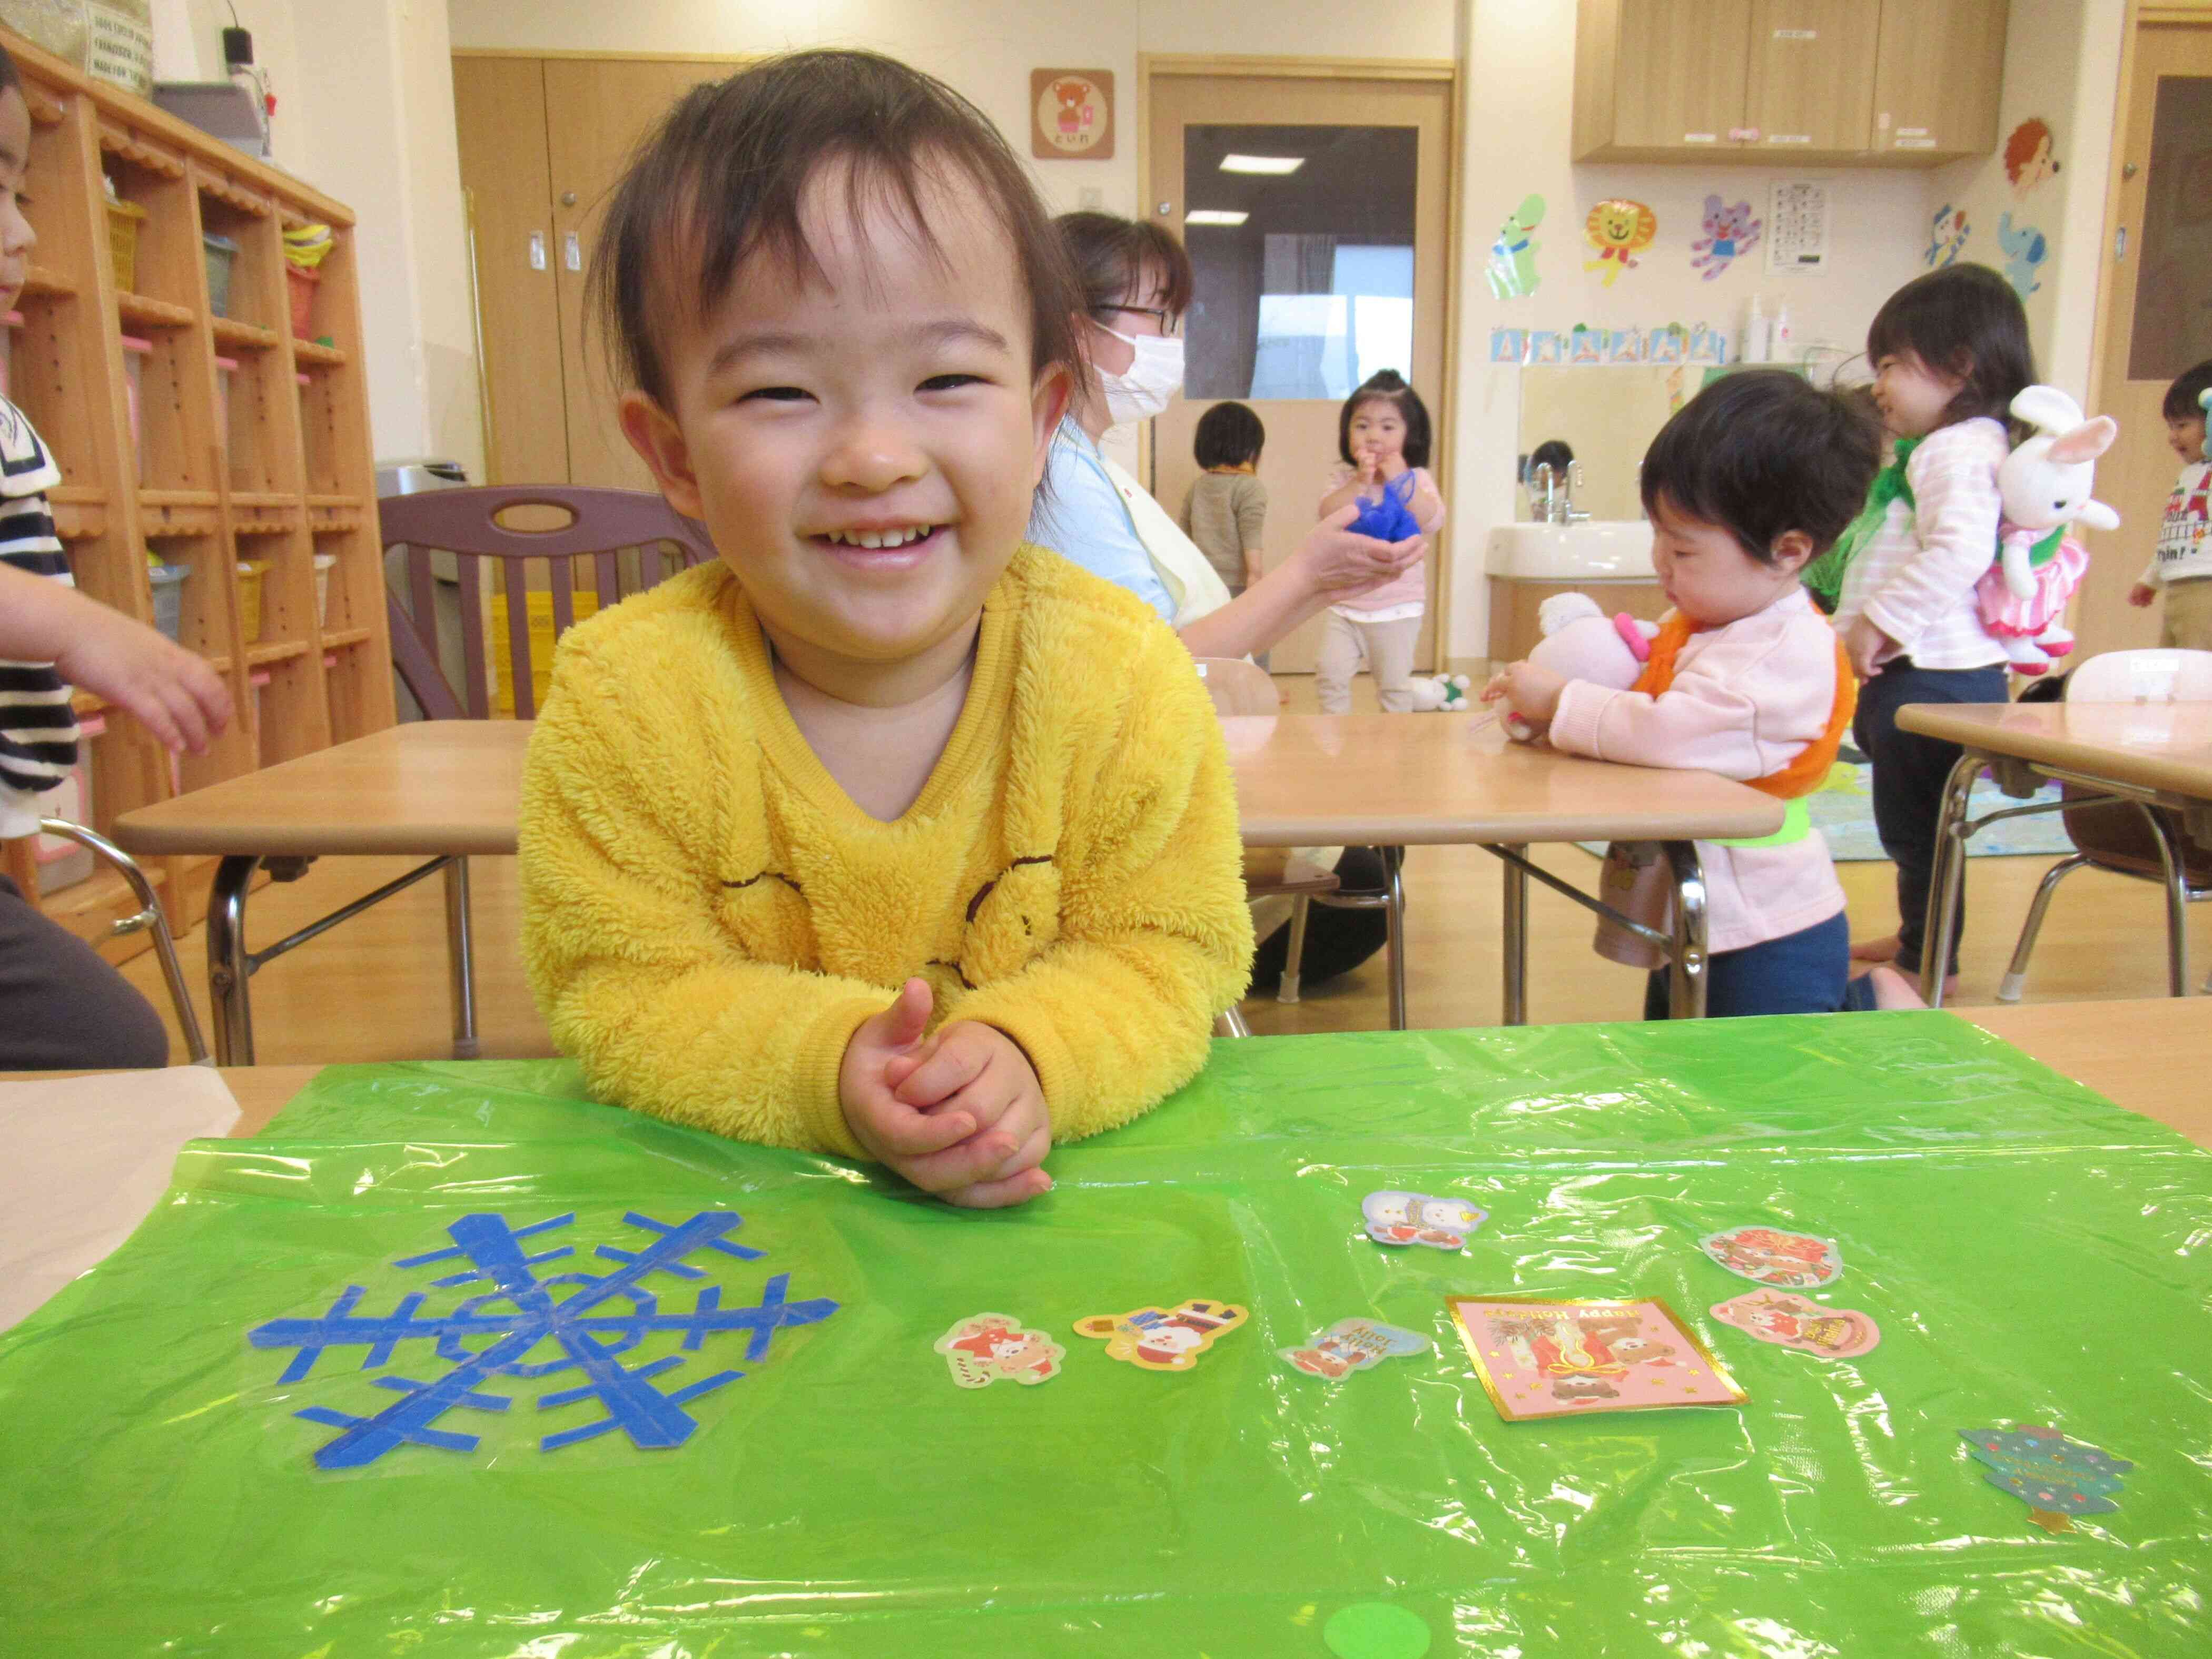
{"left": 1766, "top": 180, "right": 1830, "bottom": 276}
{"left": 0, "top": 1066, "right": 240, "bottom": 1332}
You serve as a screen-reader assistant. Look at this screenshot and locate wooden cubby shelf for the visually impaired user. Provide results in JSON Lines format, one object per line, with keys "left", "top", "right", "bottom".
{"left": 1, "top": 23, "right": 389, "bottom": 951}
{"left": 210, "top": 317, "right": 278, "bottom": 351}
{"left": 115, "top": 291, "right": 196, "bottom": 330}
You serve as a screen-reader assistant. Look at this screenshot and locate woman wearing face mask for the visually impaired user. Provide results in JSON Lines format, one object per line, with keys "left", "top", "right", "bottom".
{"left": 1028, "top": 212, "right": 1425, "bottom": 663}
{"left": 1028, "top": 212, "right": 1423, "bottom": 995}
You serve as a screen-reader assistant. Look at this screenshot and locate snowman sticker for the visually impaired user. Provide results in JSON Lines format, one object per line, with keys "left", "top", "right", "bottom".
{"left": 1362, "top": 1191, "right": 1487, "bottom": 1251}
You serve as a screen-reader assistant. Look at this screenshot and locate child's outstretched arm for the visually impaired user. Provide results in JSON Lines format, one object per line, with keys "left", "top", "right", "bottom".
{"left": 949, "top": 624, "right": 1252, "bottom": 1145}
{"left": 0, "top": 565, "right": 231, "bottom": 755}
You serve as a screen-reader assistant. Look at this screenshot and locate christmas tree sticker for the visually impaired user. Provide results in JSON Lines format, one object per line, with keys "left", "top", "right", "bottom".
{"left": 1959, "top": 1424, "right": 2131, "bottom": 1534}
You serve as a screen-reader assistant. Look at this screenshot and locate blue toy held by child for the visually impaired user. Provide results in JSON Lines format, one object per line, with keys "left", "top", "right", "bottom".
{"left": 1348, "top": 470, "right": 1423, "bottom": 542}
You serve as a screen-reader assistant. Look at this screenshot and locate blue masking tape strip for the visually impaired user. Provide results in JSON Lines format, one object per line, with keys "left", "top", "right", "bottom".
{"left": 248, "top": 1210, "right": 839, "bottom": 1469}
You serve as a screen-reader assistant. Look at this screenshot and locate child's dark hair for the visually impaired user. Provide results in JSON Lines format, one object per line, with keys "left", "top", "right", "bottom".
{"left": 2163, "top": 359, "right": 2212, "bottom": 422}
{"left": 1055, "top": 211, "right": 1193, "bottom": 325}
{"left": 1866, "top": 265, "right": 2036, "bottom": 429}
{"left": 1193, "top": 401, "right": 1264, "bottom": 470}
{"left": 1338, "top": 370, "right": 1431, "bottom": 469}
{"left": 1639, "top": 370, "right": 1881, "bottom": 561}
{"left": 590, "top": 50, "right": 1083, "bottom": 408}
{"left": 1527, "top": 439, "right": 1574, "bottom": 477}
{"left": 0, "top": 45, "right": 21, "bottom": 98}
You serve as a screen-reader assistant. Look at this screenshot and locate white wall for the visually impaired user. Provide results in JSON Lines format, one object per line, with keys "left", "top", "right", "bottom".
{"left": 162, "top": 0, "right": 482, "bottom": 479}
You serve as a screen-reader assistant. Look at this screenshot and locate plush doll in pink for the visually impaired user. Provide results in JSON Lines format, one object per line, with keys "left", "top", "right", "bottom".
{"left": 1977, "top": 386, "right": 2119, "bottom": 675}
{"left": 1501, "top": 592, "right": 1660, "bottom": 742}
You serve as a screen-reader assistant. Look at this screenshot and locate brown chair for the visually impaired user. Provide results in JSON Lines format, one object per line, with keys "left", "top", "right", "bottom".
{"left": 1996, "top": 648, "right": 2212, "bottom": 1003}
{"left": 1194, "top": 658, "right": 1340, "bottom": 1035}
{"left": 354, "top": 486, "right": 716, "bottom": 1055}
{"left": 383, "top": 485, "right": 717, "bottom": 720}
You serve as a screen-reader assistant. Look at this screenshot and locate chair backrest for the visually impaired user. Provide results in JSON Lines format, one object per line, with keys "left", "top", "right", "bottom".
{"left": 1194, "top": 656, "right": 1277, "bottom": 718}
{"left": 381, "top": 485, "right": 716, "bottom": 720}
{"left": 2059, "top": 648, "right": 2212, "bottom": 882}
{"left": 2063, "top": 648, "right": 2212, "bottom": 705}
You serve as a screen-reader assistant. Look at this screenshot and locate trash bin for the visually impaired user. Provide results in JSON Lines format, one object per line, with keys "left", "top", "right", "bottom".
{"left": 378, "top": 459, "right": 470, "bottom": 722}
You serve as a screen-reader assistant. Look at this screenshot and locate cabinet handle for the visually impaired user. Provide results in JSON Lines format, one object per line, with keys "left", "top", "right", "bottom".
{"left": 528, "top": 232, "right": 546, "bottom": 272}
{"left": 561, "top": 190, "right": 577, "bottom": 207}
{"left": 2115, "top": 225, "right": 2128, "bottom": 263}
{"left": 564, "top": 232, "right": 581, "bottom": 272}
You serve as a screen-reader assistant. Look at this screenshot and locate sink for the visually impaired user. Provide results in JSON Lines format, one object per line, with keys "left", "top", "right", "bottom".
{"left": 1486, "top": 521, "right": 1654, "bottom": 581}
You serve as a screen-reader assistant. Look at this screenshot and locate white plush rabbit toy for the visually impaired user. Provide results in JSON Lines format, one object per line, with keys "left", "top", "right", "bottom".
{"left": 1975, "top": 385, "right": 2119, "bottom": 675}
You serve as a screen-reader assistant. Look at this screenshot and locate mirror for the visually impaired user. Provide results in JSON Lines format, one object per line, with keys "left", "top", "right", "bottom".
{"left": 1513, "top": 364, "right": 1729, "bottom": 521}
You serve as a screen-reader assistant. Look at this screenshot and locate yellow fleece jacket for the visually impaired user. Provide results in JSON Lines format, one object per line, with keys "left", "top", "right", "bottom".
{"left": 518, "top": 545, "right": 1253, "bottom": 1159}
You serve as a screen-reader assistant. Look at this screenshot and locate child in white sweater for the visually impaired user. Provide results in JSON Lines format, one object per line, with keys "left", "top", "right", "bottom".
{"left": 2126, "top": 358, "right": 2212, "bottom": 650}
{"left": 1486, "top": 371, "right": 1917, "bottom": 1016}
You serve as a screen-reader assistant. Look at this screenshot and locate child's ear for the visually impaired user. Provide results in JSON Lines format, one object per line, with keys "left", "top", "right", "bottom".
{"left": 1770, "top": 529, "right": 1816, "bottom": 576}
{"left": 618, "top": 391, "right": 704, "bottom": 520}
{"left": 1029, "top": 362, "right": 1074, "bottom": 483}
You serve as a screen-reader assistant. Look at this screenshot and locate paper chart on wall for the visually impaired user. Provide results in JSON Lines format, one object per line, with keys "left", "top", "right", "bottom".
{"left": 1766, "top": 181, "right": 1830, "bottom": 277}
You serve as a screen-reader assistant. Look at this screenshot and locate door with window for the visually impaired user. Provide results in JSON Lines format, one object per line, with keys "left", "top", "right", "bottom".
{"left": 2083, "top": 18, "right": 2212, "bottom": 659}
{"left": 1147, "top": 70, "right": 1456, "bottom": 674}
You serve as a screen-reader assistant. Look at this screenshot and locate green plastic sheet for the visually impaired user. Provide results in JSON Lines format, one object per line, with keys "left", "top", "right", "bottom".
{"left": 4, "top": 1011, "right": 2210, "bottom": 1655}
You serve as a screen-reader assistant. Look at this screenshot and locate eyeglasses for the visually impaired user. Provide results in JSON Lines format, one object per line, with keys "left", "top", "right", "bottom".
{"left": 1100, "top": 304, "right": 1183, "bottom": 338}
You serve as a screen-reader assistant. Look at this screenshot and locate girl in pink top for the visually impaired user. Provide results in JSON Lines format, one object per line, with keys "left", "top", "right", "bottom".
{"left": 1315, "top": 371, "right": 1444, "bottom": 713}
{"left": 1486, "top": 371, "right": 1920, "bottom": 1017}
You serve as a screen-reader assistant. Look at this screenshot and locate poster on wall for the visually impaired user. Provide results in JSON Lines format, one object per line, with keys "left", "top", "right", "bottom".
{"left": 1766, "top": 181, "right": 1829, "bottom": 276}
{"left": 1030, "top": 70, "right": 1114, "bottom": 161}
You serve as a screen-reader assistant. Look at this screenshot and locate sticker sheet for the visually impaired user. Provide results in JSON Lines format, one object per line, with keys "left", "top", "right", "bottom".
{"left": 1448, "top": 1296, "right": 1745, "bottom": 1421}
{"left": 932, "top": 1312, "right": 1064, "bottom": 1388}
{"left": 1279, "top": 1318, "right": 1429, "bottom": 1382}
{"left": 1700, "top": 1226, "right": 1841, "bottom": 1289}
{"left": 1710, "top": 1291, "right": 1880, "bottom": 1359}
{"left": 1073, "top": 1299, "right": 1247, "bottom": 1372}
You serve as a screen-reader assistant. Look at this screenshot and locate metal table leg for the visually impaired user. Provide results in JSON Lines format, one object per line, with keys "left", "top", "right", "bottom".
{"left": 1501, "top": 844, "right": 1528, "bottom": 1025}
{"left": 204, "top": 853, "right": 262, "bottom": 1065}
{"left": 1382, "top": 845, "right": 1408, "bottom": 1031}
{"left": 2133, "top": 802, "right": 2195, "bottom": 998}
{"left": 1920, "top": 754, "right": 1983, "bottom": 1007}
{"left": 1663, "top": 841, "right": 1709, "bottom": 1018}
{"left": 444, "top": 855, "right": 480, "bottom": 1058}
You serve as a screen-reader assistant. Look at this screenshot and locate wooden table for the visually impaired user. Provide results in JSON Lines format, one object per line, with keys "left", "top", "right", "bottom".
{"left": 1223, "top": 713, "right": 1782, "bottom": 1026}
{"left": 1897, "top": 702, "right": 2212, "bottom": 1005}
{"left": 114, "top": 716, "right": 1783, "bottom": 1060}
{"left": 194, "top": 998, "right": 2212, "bottom": 1147}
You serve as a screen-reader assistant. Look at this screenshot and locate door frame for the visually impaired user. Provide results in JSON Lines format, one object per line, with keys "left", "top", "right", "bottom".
{"left": 2087, "top": 3, "right": 2212, "bottom": 452}
{"left": 1138, "top": 53, "right": 1465, "bottom": 665}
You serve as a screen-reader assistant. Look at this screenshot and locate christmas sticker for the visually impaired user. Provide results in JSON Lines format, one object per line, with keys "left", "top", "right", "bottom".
{"left": 1073, "top": 1299, "right": 1247, "bottom": 1373}
{"left": 932, "top": 1312, "right": 1064, "bottom": 1388}
{"left": 1279, "top": 1318, "right": 1430, "bottom": 1382}
{"left": 1710, "top": 1290, "right": 1879, "bottom": 1358}
{"left": 1960, "top": 1424, "right": 2130, "bottom": 1534}
{"left": 1363, "top": 1191, "right": 1487, "bottom": 1251}
{"left": 1699, "top": 1226, "right": 1841, "bottom": 1289}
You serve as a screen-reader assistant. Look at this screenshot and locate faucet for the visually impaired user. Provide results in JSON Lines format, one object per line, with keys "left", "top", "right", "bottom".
{"left": 1529, "top": 461, "right": 1592, "bottom": 525}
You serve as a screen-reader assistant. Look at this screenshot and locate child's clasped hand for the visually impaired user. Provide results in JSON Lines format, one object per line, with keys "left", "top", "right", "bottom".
{"left": 841, "top": 977, "right": 1052, "bottom": 1209}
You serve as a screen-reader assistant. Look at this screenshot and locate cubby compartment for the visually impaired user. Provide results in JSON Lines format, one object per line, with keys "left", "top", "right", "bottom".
{"left": 221, "top": 347, "right": 302, "bottom": 494}
{"left": 295, "top": 365, "right": 346, "bottom": 496}
{"left": 99, "top": 150, "right": 200, "bottom": 313}
{"left": 140, "top": 533, "right": 239, "bottom": 661}
{"left": 195, "top": 193, "right": 280, "bottom": 335}
{"left": 125, "top": 327, "right": 222, "bottom": 493}
{"left": 6, "top": 291, "right": 98, "bottom": 490}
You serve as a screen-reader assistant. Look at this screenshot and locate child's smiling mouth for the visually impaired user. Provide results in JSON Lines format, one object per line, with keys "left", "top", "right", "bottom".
{"left": 809, "top": 522, "right": 950, "bottom": 566}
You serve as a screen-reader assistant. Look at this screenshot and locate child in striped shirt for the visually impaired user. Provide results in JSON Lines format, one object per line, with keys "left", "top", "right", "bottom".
{"left": 0, "top": 44, "right": 231, "bottom": 1065}
{"left": 1819, "top": 266, "right": 2032, "bottom": 991}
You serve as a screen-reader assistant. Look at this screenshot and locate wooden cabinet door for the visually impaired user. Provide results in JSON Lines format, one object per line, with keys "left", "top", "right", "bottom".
{"left": 1870, "top": 0, "right": 2009, "bottom": 160}
{"left": 1611, "top": 0, "right": 1753, "bottom": 151}
{"left": 1745, "top": 0, "right": 1878, "bottom": 153}
{"left": 542, "top": 60, "right": 729, "bottom": 491}
{"left": 452, "top": 58, "right": 568, "bottom": 487}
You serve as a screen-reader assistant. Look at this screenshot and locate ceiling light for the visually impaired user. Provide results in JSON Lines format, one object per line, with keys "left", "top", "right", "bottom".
{"left": 1184, "top": 210, "right": 1249, "bottom": 226}
{"left": 1219, "top": 154, "right": 1305, "bottom": 175}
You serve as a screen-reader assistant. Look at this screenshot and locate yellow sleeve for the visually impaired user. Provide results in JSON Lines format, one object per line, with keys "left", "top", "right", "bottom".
{"left": 952, "top": 626, "right": 1252, "bottom": 1142}
{"left": 518, "top": 632, "right": 883, "bottom": 1159}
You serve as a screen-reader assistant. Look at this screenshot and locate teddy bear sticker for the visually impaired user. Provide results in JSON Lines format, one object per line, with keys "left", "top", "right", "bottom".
{"left": 933, "top": 1312, "right": 1066, "bottom": 1388}
{"left": 1362, "top": 1191, "right": 1487, "bottom": 1251}
{"left": 1688, "top": 195, "right": 1761, "bottom": 281}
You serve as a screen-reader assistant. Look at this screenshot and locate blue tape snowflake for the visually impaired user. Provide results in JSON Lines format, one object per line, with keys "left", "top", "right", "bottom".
{"left": 247, "top": 1210, "right": 837, "bottom": 1469}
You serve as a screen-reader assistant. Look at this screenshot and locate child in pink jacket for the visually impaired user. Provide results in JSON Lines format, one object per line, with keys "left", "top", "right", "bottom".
{"left": 1486, "top": 371, "right": 1919, "bottom": 1018}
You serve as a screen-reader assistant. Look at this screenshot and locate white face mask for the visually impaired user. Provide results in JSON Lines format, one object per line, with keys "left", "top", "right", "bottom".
{"left": 1099, "top": 328, "right": 1185, "bottom": 424}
